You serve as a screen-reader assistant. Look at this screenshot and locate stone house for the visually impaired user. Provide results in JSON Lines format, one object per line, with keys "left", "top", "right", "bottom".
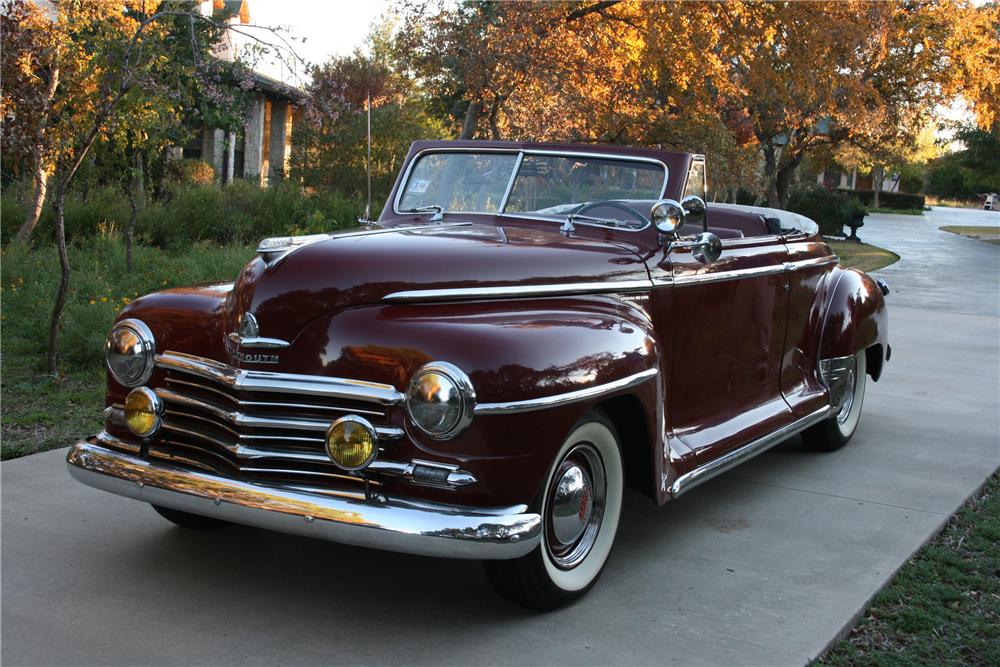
{"left": 177, "top": 0, "right": 304, "bottom": 187}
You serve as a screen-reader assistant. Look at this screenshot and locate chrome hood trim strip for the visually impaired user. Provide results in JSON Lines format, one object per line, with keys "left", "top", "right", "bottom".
{"left": 383, "top": 279, "right": 654, "bottom": 303}
{"left": 475, "top": 368, "right": 658, "bottom": 415}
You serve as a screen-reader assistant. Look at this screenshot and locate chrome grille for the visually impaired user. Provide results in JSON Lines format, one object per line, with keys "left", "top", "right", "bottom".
{"left": 149, "top": 351, "right": 405, "bottom": 492}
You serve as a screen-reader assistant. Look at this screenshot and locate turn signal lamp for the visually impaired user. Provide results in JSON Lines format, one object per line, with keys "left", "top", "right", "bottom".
{"left": 124, "top": 387, "right": 162, "bottom": 438}
{"left": 325, "top": 416, "right": 378, "bottom": 471}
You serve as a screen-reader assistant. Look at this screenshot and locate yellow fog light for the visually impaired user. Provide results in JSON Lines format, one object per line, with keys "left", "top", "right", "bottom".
{"left": 124, "top": 387, "right": 163, "bottom": 438}
{"left": 325, "top": 415, "right": 378, "bottom": 471}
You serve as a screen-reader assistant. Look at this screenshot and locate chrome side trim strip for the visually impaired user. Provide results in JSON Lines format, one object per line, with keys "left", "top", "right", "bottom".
{"left": 156, "top": 351, "right": 405, "bottom": 406}
{"left": 383, "top": 279, "right": 654, "bottom": 303}
{"left": 659, "top": 255, "right": 838, "bottom": 289}
{"left": 673, "top": 264, "right": 786, "bottom": 286}
{"left": 668, "top": 406, "right": 833, "bottom": 497}
{"left": 788, "top": 255, "right": 838, "bottom": 271}
{"left": 67, "top": 440, "right": 540, "bottom": 560}
{"left": 475, "top": 368, "right": 658, "bottom": 415}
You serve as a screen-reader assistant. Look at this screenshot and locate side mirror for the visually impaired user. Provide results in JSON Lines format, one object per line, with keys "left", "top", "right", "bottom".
{"left": 690, "top": 232, "right": 722, "bottom": 264}
{"left": 650, "top": 199, "right": 684, "bottom": 234}
{"left": 680, "top": 195, "right": 707, "bottom": 230}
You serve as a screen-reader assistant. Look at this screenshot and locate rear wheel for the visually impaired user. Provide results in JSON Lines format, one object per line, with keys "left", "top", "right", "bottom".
{"left": 802, "top": 350, "right": 867, "bottom": 451}
{"left": 484, "top": 412, "right": 623, "bottom": 610}
{"left": 152, "top": 505, "right": 227, "bottom": 530}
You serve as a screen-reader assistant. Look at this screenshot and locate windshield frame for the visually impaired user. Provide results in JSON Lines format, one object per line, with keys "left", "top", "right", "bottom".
{"left": 392, "top": 147, "right": 670, "bottom": 233}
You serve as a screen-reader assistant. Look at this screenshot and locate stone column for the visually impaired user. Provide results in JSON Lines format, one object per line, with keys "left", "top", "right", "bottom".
{"left": 225, "top": 130, "right": 236, "bottom": 184}
{"left": 268, "top": 99, "right": 289, "bottom": 183}
{"left": 243, "top": 94, "right": 266, "bottom": 186}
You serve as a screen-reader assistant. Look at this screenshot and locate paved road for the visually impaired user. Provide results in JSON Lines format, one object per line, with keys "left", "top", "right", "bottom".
{"left": 3, "top": 207, "right": 998, "bottom": 666}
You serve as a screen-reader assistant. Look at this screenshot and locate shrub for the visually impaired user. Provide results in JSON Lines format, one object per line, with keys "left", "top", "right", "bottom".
{"left": 165, "top": 159, "right": 216, "bottom": 186}
{"left": 787, "top": 185, "right": 867, "bottom": 237}
{"left": 1, "top": 178, "right": 364, "bottom": 249}
{"left": 837, "top": 189, "right": 925, "bottom": 211}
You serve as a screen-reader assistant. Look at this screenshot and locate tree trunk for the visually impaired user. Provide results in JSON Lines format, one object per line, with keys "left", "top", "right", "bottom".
{"left": 14, "top": 63, "right": 61, "bottom": 244}
{"left": 775, "top": 152, "right": 804, "bottom": 209}
{"left": 872, "top": 166, "right": 883, "bottom": 209}
{"left": 125, "top": 150, "right": 143, "bottom": 273}
{"left": 16, "top": 155, "right": 49, "bottom": 244}
{"left": 459, "top": 100, "right": 483, "bottom": 139}
{"left": 47, "top": 184, "right": 71, "bottom": 376}
{"left": 763, "top": 144, "right": 780, "bottom": 207}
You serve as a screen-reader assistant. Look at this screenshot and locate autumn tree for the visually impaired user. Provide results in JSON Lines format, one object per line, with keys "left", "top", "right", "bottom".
{"left": 0, "top": 0, "right": 295, "bottom": 374}
{"left": 291, "top": 49, "right": 447, "bottom": 207}
{"left": 394, "top": 1, "right": 651, "bottom": 143}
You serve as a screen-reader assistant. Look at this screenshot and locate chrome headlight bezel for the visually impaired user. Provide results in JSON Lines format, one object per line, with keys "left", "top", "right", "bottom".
{"left": 105, "top": 318, "right": 156, "bottom": 388}
{"left": 405, "top": 361, "right": 476, "bottom": 440}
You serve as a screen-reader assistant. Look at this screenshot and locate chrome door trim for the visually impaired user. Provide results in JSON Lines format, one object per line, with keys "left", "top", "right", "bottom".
{"left": 668, "top": 405, "right": 833, "bottom": 497}
{"left": 474, "top": 368, "right": 658, "bottom": 415}
{"left": 654, "top": 255, "right": 839, "bottom": 288}
{"left": 383, "top": 279, "right": 654, "bottom": 303}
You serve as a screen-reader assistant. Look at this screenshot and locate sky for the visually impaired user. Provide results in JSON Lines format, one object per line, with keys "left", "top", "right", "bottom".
{"left": 235, "top": 0, "right": 392, "bottom": 84}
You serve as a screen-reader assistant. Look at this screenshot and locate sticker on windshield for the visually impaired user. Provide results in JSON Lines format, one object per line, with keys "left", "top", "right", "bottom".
{"left": 408, "top": 179, "right": 430, "bottom": 194}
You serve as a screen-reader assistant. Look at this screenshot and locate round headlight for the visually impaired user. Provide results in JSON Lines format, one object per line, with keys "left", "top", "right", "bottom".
{"left": 406, "top": 362, "right": 476, "bottom": 440}
{"left": 105, "top": 319, "right": 155, "bottom": 387}
{"left": 325, "top": 415, "right": 378, "bottom": 470}
{"left": 124, "top": 387, "right": 163, "bottom": 438}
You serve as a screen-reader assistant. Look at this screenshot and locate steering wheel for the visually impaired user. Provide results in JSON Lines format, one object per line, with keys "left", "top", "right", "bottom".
{"left": 575, "top": 201, "right": 648, "bottom": 226}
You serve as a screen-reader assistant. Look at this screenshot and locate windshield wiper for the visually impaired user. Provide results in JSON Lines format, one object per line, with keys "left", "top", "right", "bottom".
{"left": 401, "top": 204, "right": 444, "bottom": 221}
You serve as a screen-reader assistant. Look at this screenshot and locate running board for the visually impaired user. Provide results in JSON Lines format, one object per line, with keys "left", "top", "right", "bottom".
{"left": 668, "top": 405, "right": 833, "bottom": 497}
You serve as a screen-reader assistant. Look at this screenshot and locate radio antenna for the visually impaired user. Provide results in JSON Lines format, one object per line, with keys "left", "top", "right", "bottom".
{"left": 364, "top": 89, "right": 372, "bottom": 223}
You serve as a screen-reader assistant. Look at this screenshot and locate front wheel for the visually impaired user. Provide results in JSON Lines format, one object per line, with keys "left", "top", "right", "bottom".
{"left": 802, "top": 350, "right": 867, "bottom": 451}
{"left": 484, "top": 412, "right": 624, "bottom": 610}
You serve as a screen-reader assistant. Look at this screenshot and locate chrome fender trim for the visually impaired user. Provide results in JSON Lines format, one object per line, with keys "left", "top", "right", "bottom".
{"left": 474, "top": 367, "right": 658, "bottom": 415}
{"left": 67, "top": 440, "right": 540, "bottom": 560}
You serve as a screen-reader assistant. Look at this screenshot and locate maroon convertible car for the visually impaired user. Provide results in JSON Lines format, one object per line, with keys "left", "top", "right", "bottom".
{"left": 69, "top": 141, "right": 889, "bottom": 609}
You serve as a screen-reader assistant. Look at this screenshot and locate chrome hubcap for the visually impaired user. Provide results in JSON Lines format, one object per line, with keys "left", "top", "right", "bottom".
{"left": 545, "top": 444, "right": 606, "bottom": 569}
{"left": 551, "top": 464, "right": 593, "bottom": 545}
{"left": 836, "top": 360, "right": 857, "bottom": 424}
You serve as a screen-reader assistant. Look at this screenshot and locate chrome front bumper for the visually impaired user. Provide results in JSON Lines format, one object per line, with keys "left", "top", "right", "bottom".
{"left": 66, "top": 440, "right": 541, "bottom": 560}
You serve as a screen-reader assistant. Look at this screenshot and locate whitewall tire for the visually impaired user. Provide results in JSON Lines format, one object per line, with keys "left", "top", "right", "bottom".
{"left": 803, "top": 350, "right": 867, "bottom": 451}
{"left": 484, "top": 412, "right": 624, "bottom": 610}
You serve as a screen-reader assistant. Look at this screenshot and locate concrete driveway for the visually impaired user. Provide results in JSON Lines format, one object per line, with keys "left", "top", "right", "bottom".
{"left": 2, "top": 207, "right": 998, "bottom": 666}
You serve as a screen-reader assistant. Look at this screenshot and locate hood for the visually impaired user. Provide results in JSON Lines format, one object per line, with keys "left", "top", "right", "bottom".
{"left": 225, "top": 223, "right": 650, "bottom": 344}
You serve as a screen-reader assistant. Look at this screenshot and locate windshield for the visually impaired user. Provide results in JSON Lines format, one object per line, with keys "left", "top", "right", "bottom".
{"left": 397, "top": 151, "right": 666, "bottom": 228}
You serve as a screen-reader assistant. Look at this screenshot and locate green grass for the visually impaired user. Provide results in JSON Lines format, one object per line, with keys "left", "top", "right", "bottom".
{"left": 1, "top": 236, "right": 255, "bottom": 460}
{"left": 825, "top": 239, "right": 901, "bottom": 273}
{"left": 939, "top": 226, "right": 1000, "bottom": 246}
{"left": 816, "top": 473, "right": 1000, "bottom": 667}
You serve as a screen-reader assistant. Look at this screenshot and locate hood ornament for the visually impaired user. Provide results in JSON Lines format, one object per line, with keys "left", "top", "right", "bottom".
{"left": 228, "top": 312, "right": 289, "bottom": 364}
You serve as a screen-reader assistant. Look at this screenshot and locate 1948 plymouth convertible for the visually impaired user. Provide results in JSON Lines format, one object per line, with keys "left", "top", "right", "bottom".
{"left": 68, "top": 141, "right": 889, "bottom": 609}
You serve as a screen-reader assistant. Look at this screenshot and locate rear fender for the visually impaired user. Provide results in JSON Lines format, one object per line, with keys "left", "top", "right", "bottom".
{"left": 820, "top": 268, "right": 889, "bottom": 381}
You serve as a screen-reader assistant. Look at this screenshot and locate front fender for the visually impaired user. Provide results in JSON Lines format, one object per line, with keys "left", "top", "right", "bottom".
{"left": 820, "top": 268, "right": 889, "bottom": 380}
{"left": 283, "top": 295, "right": 663, "bottom": 507}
